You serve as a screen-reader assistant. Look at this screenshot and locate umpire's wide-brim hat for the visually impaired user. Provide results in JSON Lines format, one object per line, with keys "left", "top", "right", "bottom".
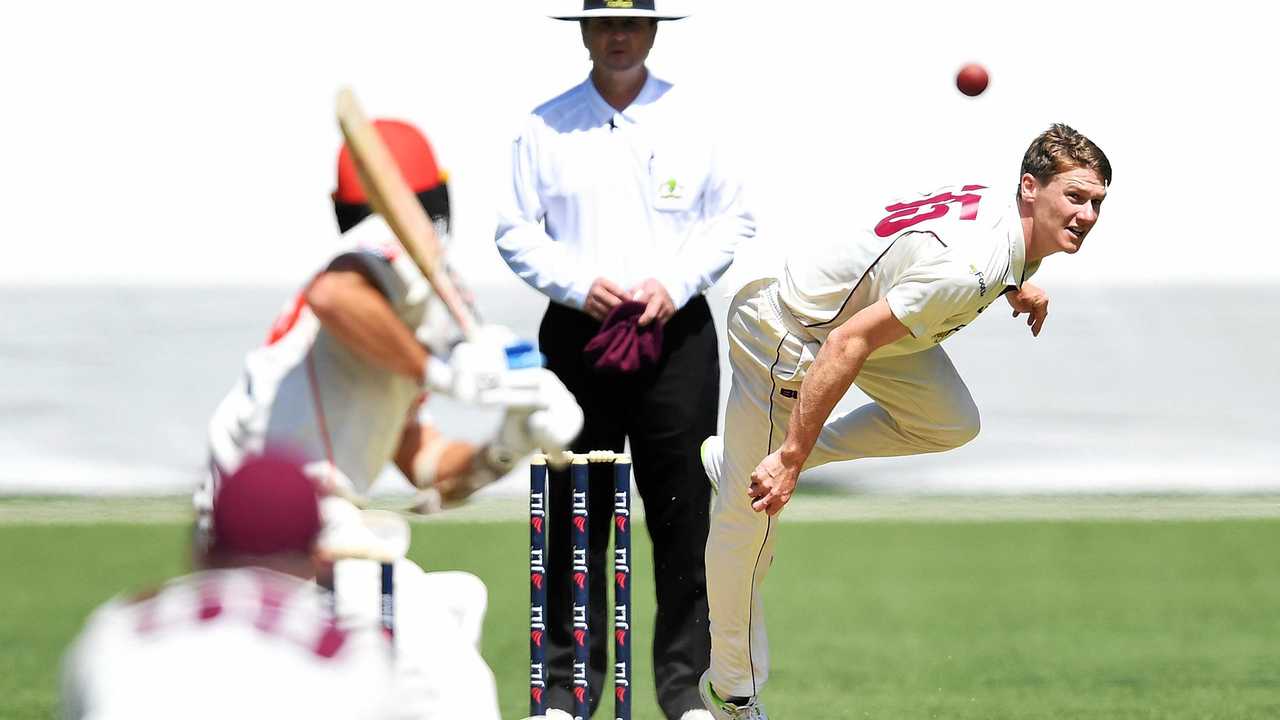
{"left": 550, "top": 0, "right": 687, "bottom": 21}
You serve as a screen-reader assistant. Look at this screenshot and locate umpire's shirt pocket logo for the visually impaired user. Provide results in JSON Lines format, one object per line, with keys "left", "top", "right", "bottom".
{"left": 658, "top": 176, "right": 685, "bottom": 200}
{"left": 652, "top": 146, "right": 708, "bottom": 212}
{"left": 654, "top": 175, "right": 691, "bottom": 211}
{"left": 652, "top": 152, "right": 704, "bottom": 213}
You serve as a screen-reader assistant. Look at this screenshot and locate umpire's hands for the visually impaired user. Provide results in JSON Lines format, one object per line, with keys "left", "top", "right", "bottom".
{"left": 629, "top": 278, "right": 675, "bottom": 328}
{"left": 748, "top": 450, "right": 800, "bottom": 516}
{"left": 584, "top": 277, "right": 629, "bottom": 321}
{"left": 1006, "top": 282, "right": 1050, "bottom": 337}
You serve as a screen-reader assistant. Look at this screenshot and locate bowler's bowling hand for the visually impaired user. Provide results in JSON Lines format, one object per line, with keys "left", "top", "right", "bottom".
{"left": 1006, "top": 282, "right": 1050, "bottom": 337}
{"left": 748, "top": 450, "right": 799, "bottom": 516}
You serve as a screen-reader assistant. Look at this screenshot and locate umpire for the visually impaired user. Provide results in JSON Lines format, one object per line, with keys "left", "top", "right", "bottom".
{"left": 495, "top": 2, "right": 756, "bottom": 717}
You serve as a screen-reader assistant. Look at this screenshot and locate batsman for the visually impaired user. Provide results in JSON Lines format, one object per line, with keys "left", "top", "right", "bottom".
{"left": 193, "top": 116, "right": 584, "bottom": 718}
{"left": 197, "top": 117, "right": 583, "bottom": 539}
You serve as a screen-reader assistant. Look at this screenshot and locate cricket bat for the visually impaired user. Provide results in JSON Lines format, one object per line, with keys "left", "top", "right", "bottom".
{"left": 334, "top": 86, "right": 478, "bottom": 340}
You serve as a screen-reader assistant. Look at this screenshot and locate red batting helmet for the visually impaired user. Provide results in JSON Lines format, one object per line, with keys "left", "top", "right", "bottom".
{"left": 332, "top": 119, "right": 450, "bottom": 233}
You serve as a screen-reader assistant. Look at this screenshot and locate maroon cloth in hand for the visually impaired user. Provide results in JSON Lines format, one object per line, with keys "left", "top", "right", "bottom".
{"left": 583, "top": 301, "right": 664, "bottom": 375}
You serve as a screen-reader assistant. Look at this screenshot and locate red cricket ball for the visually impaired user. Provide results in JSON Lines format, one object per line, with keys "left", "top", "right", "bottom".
{"left": 956, "top": 63, "right": 989, "bottom": 97}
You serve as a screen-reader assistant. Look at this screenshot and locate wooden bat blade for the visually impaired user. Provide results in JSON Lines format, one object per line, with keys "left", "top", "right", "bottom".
{"left": 334, "top": 87, "right": 477, "bottom": 339}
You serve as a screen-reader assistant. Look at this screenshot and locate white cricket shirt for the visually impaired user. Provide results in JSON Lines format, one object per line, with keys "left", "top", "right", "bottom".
{"left": 780, "top": 183, "right": 1038, "bottom": 358}
{"left": 206, "top": 216, "right": 439, "bottom": 493}
{"left": 60, "top": 568, "right": 396, "bottom": 720}
{"left": 496, "top": 71, "right": 756, "bottom": 310}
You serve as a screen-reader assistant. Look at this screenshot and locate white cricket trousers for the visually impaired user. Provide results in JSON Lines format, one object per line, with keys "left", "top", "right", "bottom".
{"left": 706, "top": 279, "right": 981, "bottom": 698}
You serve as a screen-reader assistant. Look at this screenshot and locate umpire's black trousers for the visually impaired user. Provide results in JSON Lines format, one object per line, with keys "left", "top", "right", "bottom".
{"left": 540, "top": 296, "right": 716, "bottom": 719}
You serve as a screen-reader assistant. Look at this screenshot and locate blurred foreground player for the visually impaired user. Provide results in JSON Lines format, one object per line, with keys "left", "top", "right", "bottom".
{"left": 61, "top": 453, "right": 399, "bottom": 720}
{"left": 195, "top": 118, "right": 583, "bottom": 546}
{"left": 699, "top": 124, "right": 1112, "bottom": 718}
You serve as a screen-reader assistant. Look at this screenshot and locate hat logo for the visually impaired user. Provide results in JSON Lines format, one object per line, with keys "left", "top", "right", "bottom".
{"left": 659, "top": 177, "right": 684, "bottom": 200}
{"left": 552, "top": 0, "right": 684, "bottom": 21}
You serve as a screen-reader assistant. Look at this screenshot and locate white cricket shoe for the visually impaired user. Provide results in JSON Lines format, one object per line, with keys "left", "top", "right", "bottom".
{"left": 681, "top": 710, "right": 716, "bottom": 720}
{"left": 698, "top": 670, "right": 767, "bottom": 719}
{"left": 700, "top": 435, "right": 724, "bottom": 496}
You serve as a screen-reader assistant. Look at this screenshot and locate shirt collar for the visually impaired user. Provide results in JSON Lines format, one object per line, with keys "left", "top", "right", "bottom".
{"left": 1004, "top": 197, "right": 1034, "bottom": 288}
{"left": 581, "top": 70, "right": 664, "bottom": 128}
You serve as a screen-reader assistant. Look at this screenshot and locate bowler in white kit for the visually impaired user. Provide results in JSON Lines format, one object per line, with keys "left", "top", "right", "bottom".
{"left": 698, "top": 124, "right": 1112, "bottom": 718}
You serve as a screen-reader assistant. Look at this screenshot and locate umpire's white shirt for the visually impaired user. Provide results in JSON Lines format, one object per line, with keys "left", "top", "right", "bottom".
{"left": 496, "top": 71, "right": 756, "bottom": 309}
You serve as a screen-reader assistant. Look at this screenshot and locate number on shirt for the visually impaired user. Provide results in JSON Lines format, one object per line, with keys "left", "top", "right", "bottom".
{"left": 874, "top": 185, "right": 987, "bottom": 238}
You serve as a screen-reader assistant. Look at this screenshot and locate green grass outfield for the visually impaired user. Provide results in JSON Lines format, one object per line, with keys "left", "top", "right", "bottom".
{"left": 3, "top": 496, "right": 1279, "bottom": 719}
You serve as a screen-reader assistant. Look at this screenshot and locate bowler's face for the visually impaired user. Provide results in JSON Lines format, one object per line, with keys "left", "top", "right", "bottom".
{"left": 1028, "top": 167, "right": 1107, "bottom": 256}
{"left": 582, "top": 17, "right": 657, "bottom": 72}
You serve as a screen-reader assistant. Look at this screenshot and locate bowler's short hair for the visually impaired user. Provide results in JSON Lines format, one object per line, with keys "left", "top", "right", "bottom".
{"left": 1021, "top": 124, "right": 1112, "bottom": 187}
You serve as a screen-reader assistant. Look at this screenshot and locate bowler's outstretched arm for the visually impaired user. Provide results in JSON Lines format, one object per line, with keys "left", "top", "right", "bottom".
{"left": 747, "top": 299, "right": 909, "bottom": 515}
